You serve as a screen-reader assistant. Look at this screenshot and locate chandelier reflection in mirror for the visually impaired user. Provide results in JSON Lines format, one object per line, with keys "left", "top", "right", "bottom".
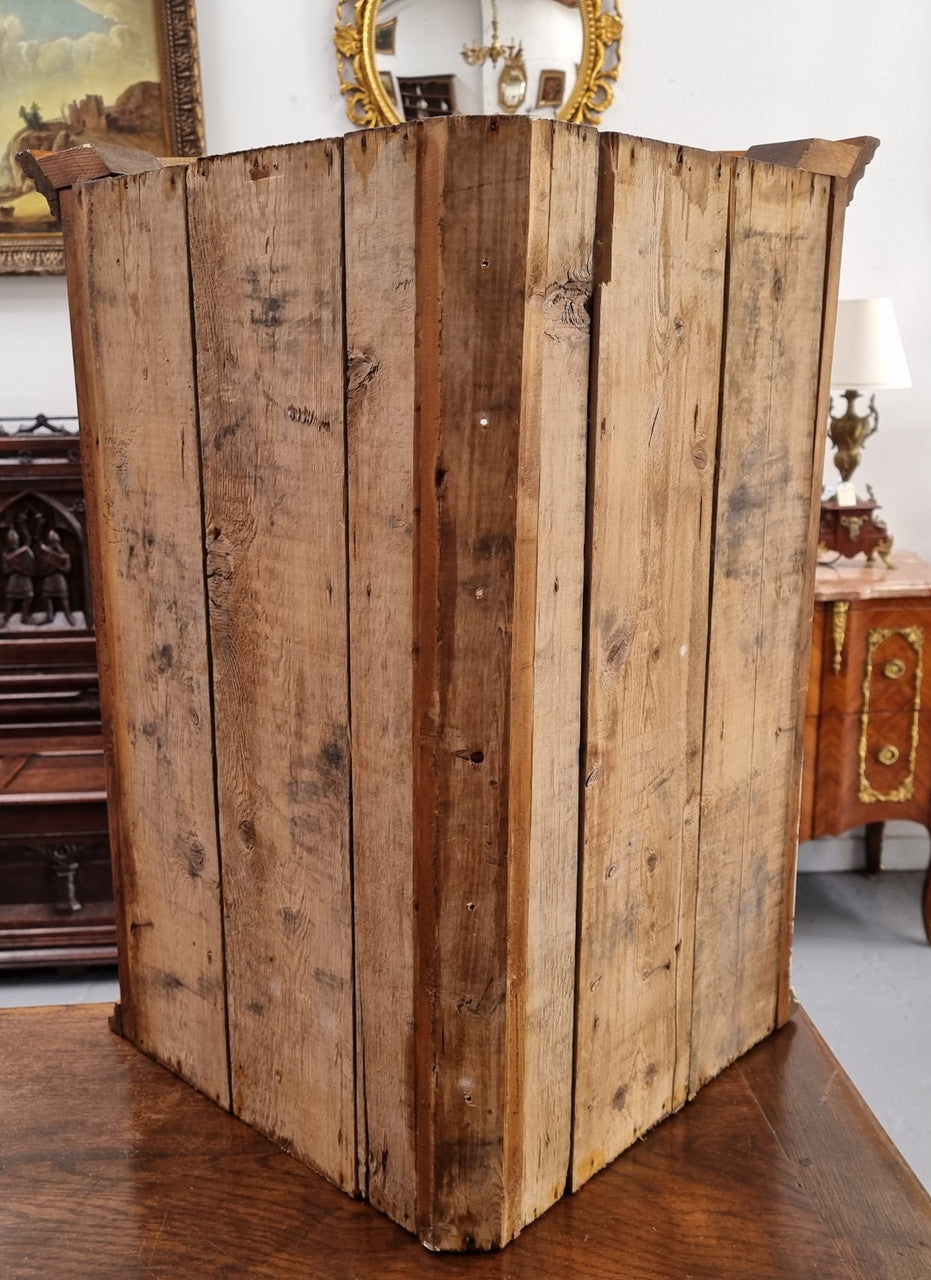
{"left": 334, "top": 0, "right": 623, "bottom": 129}
{"left": 461, "top": 0, "right": 521, "bottom": 67}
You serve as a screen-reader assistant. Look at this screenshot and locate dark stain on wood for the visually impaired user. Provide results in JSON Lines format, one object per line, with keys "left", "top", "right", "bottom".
{"left": 154, "top": 643, "right": 174, "bottom": 673}
{"left": 186, "top": 838, "right": 206, "bottom": 879}
{"left": 279, "top": 907, "right": 300, "bottom": 937}
{"left": 322, "top": 737, "right": 346, "bottom": 771}
{"left": 251, "top": 296, "right": 283, "bottom": 329}
{"left": 154, "top": 970, "right": 185, "bottom": 993}
{"left": 212, "top": 419, "right": 242, "bottom": 451}
{"left": 472, "top": 532, "right": 511, "bottom": 559}
{"left": 605, "top": 630, "right": 631, "bottom": 676}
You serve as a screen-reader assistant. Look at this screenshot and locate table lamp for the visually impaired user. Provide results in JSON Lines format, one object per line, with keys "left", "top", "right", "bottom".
{"left": 819, "top": 297, "right": 911, "bottom": 566}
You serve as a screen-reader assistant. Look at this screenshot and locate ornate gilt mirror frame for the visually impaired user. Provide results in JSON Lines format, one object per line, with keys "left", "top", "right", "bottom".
{"left": 334, "top": 1, "right": 623, "bottom": 130}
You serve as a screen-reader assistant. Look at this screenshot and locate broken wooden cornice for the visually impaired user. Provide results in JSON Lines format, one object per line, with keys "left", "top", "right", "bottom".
{"left": 744, "top": 136, "right": 879, "bottom": 202}
{"left": 16, "top": 143, "right": 174, "bottom": 219}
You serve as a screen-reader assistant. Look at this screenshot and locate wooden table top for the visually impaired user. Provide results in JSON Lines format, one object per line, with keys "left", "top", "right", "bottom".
{"left": 0, "top": 1003, "right": 928, "bottom": 1279}
{"left": 814, "top": 550, "right": 931, "bottom": 602}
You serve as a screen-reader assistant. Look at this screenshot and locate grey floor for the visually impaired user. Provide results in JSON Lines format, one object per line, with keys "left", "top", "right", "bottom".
{"left": 791, "top": 869, "right": 931, "bottom": 1193}
{"left": 0, "top": 871, "right": 928, "bottom": 1193}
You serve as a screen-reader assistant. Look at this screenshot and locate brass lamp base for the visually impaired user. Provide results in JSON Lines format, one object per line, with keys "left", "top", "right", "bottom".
{"left": 819, "top": 499, "right": 894, "bottom": 567}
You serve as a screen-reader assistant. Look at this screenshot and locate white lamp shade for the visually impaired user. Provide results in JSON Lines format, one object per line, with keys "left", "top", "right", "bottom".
{"left": 830, "top": 297, "right": 912, "bottom": 391}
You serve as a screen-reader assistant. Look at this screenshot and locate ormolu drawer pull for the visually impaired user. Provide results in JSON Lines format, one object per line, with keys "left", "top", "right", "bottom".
{"left": 883, "top": 658, "right": 907, "bottom": 680}
{"left": 877, "top": 744, "right": 900, "bottom": 766}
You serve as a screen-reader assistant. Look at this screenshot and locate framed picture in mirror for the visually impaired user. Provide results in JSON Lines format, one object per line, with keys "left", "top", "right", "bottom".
{"left": 537, "top": 70, "right": 566, "bottom": 108}
{"left": 374, "top": 17, "right": 397, "bottom": 55}
{"left": 379, "top": 71, "right": 399, "bottom": 106}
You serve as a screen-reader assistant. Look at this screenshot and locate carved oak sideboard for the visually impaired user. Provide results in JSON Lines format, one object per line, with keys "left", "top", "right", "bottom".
{"left": 0, "top": 415, "right": 115, "bottom": 968}
{"left": 800, "top": 552, "right": 931, "bottom": 942}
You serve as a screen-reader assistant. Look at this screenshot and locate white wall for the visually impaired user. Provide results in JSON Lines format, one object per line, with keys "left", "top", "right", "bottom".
{"left": 615, "top": 0, "right": 931, "bottom": 562}
{"left": 1, "top": 0, "right": 928, "bottom": 561}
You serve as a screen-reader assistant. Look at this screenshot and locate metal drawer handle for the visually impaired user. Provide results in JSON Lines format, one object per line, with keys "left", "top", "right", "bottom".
{"left": 883, "top": 658, "right": 907, "bottom": 680}
{"left": 877, "top": 744, "right": 900, "bottom": 766}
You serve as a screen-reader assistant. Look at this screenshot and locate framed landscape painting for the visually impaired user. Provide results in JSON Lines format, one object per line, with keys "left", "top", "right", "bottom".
{"left": 0, "top": 0, "right": 204, "bottom": 275}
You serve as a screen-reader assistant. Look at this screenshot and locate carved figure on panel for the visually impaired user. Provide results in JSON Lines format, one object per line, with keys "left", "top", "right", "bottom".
{"left": 0, "top": 497, "right": 86, "bottom": 630}
{"left": 37, "top": 528, "right": 75, "bottom": 626}
{"left": 1, "top": 524, "right": 36, "bottom": 626}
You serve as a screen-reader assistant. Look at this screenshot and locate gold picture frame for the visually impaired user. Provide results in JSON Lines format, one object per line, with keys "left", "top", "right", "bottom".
{"left": 536, "top": 69, "right": 566, "bottom": 109}
{"left": 0, "top": 0, "right": 204, "bottom": 276}
{"left": 334, "top": 0, "right": 623, "bottom": 130}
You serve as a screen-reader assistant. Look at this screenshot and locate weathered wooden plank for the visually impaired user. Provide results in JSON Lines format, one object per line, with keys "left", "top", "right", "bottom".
{"left": 514, "top": 121, "right": 596, "bottom": 1228}
{"left": 689, "top": 159, "right": 833, "bottom": 1093}
{"left": 186, "top": 141, "right": 356, "bottom": 1189}
{"left": 572, "top": 137, "right": 731, "bottom": 1187}
{"left": 343, "top": 123, "right": 420, "bottom": 1229}
{"left": 410, "top": 115, "right": 590, "bottom": 1251}
{"left": 776, "top": 168, "right": 852, "bottom": 1023}
{"left": 413, "top": 114, "right": 530, "bottom": 1251}
{"left": 60, "top": 166, "right": 229, "bottom": 1105}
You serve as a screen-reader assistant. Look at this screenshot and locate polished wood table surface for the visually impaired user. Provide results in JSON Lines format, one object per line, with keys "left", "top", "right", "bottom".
{"left": 1, "top": 1003, "right": 928, "bottom": 1279}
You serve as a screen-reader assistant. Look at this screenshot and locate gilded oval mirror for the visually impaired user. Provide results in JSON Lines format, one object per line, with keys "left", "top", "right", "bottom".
{"left": 334, "top": 0, "right": 622, "bottom": 129}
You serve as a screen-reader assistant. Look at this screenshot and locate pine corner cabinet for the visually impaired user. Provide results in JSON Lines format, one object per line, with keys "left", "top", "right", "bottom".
{"left": 801, "top": 552, "right": 931, "bottom": 942}
{"left": 29, "top": 119, "right": 875, "bottom": 1251}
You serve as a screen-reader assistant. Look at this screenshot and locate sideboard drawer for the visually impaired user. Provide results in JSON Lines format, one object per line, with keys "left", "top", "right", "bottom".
{"left": 801, "top": 554, "right": 931, "bottom": 942}
{"left": 819, "top": 599, "right": 931, "bottom": 716}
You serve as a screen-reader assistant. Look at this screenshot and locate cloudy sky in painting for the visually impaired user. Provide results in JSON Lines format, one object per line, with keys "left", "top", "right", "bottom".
{"left": 0, "top": 0, "right": 160, "bottom": 168}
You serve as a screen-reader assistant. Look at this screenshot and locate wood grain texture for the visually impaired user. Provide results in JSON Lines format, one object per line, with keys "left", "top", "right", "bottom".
{"left": 20, "top": 143, "right": 164, "bottom": 217}
{"left": 1, "top": 1003, "right": 928, "bottom": 1280}
{"left": 573, "top": 136, "right": 729, "bottom": 1187}
{"left": 343, "top": 122, "right": 420, "bottom": 1228}
{"left": 344, "top": 119, "right": 594, "bottom": 1239}
{"left": 514, "top": 120, "right": 595, "bottom": 1228}
{"left": 410, "top": 116, "right": 591, "bottom": 1250}
{"left": 744, "top": 136, "right": 879, "bottom": 197}
{"left": 186, "top": 141, "right": 356, "bottom": 1188}
{"left": 690, "top": 159, "right": 833, "bottom": 1093}
{"left": 60, "top": 167, "right": 229, "bottom": 1105}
